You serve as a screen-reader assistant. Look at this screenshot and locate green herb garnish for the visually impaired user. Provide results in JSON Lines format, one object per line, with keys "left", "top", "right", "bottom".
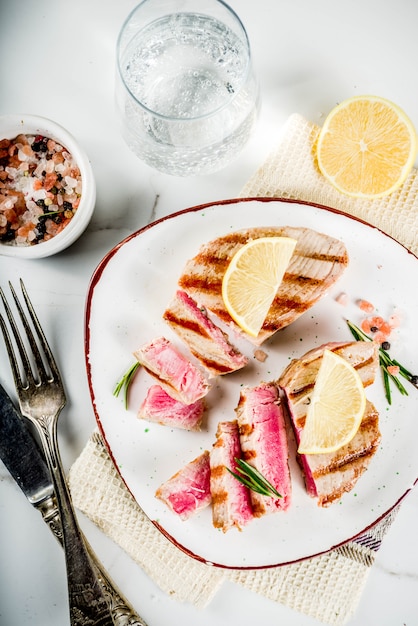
{"left": 227, "top": 458, "right": 282, "bottom": 499}
{"left": 346, "top": 319, "right": 417, "bottom": 405}
{"left": 113, "top": 362, "right": 140, "bottom": 409}
{"left": 39, "top": 209, "right": 66, "bottom": 218}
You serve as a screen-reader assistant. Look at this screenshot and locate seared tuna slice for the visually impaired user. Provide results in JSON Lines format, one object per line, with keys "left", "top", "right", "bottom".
{"left": 236, "top": 383, "right": 291, "bottom": 515}
{"left": 155, "top": 451, "right": 211, "bottom": 520}
{"left": 278, "top": 341, "right": 381, "bottom": 507}
{"left": 138, "top": 384, "right": 205, "bottom": 431}
{"left": 163, "top": 289, "right": 248, "bottom": 377}
{"left": 279, "top": 341, "right": 379, "bottom": 405}
{"left": 178, "top": 226, "right": 348, "bottom": 345}
{"left": 278, "top": 341, "right": 379, "bottom": 433}
{"left": 210, "top": 421, "right": 254, "bottom": 532}
{"left": 298, "top": 400, "right": 381, "bottom": 506}
{"left": 134, "top": 336, "right": 209, "bottom": 405}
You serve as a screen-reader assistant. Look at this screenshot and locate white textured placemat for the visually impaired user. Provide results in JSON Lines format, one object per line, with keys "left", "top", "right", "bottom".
{"left": 69, "top": 113, "right": 418, "bottom": 625}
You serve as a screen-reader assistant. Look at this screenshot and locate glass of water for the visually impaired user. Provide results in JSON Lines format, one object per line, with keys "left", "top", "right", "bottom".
{"left": 115, "top": 0, "right": 259, "bottom": 176}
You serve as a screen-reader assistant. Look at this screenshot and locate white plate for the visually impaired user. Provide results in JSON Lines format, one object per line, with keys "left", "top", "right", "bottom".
{"left": 85, "top": 198, "right": 418, "bottom": 569}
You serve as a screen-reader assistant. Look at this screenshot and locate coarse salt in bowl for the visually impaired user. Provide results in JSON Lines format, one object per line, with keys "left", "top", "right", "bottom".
{"left": 0, "top": 114, "right": 96, "bottom": 259}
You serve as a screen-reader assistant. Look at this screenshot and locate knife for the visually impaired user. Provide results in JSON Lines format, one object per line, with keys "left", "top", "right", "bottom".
{"left": 0, "top": 382, "right": 148, "bottom": 626}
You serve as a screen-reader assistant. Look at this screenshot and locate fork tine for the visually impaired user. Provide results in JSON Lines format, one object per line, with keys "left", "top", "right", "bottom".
{"left": 0, "top": 310, "right": 26, "bottom": 391}
{"left": 18, "top": 279, "right": 62, "bottom": 385}
{"left": 1, "top": 281, "right": 53, "bottom": 386}
{"left": 0, "top": 285, "right": 37, "bottom": 389}
{"left": 10, "top": 281, "right": 50, "bottom": 384}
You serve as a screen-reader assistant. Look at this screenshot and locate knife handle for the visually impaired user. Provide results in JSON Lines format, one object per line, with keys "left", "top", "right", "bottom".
{"left": 37, "top": 496, "right": 148, "bottom": 626}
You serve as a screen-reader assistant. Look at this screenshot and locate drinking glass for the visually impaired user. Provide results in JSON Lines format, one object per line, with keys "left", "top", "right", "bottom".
{"left": 115, "top": 0, "right": 259, "bottom": 176}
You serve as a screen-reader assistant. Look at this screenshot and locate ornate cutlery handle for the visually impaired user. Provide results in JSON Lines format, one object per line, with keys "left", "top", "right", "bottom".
{"left": 38, "top": 495, "right": 148, "bottom": 626}
{"left": 36, "top": 412, "right": 135, "bottom": 625}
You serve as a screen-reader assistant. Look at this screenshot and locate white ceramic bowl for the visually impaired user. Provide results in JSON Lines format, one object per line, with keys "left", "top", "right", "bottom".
{"left": 0, "top": 114, "right": 96, "bottom": 258}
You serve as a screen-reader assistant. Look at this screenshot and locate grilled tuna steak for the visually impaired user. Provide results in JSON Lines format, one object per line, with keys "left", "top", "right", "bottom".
{"left": 155, "top": 451, "right": 212, "bottom": 520}
{"left": 138, "top": 384, "right": 205, "bottom": 430}
{"left": 163, "top": 289, "right": 248, "bottom": 376}
{"left": 134, "top": 336, "right": 209, "bottom": 405}
{"left": 278, "top": 341, "right": 381, "bottom": 507}
{"left": 236, "top": 382, "right": 291, "bottom": 515}
{"left": 210, "top": 420, "right": 254, "bottom": 532}
{"left": 178, "top": 226, "right": 349, "bottom": 345}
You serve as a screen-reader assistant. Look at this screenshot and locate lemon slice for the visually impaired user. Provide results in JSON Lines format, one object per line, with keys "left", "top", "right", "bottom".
{"left": 298, "top": 349, "right": 366, "bottom": 454}
{"left": 222, "top": 236, "right": 297, "bottom": 337}
{"left": 317, "top": 95, "right": 417, "bottom": 198}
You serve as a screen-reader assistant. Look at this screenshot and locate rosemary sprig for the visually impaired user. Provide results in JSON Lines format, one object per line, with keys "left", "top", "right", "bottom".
{"left": 346, "top": 319, "right": 417, "bottom": 405}
{"left": 227, "top": 458, "right": 282, "bottom": 499}
{"left": 113, "top": 362, "right": 140, "bottom": 409}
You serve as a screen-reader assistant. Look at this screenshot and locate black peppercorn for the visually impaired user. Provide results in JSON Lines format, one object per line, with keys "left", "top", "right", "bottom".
{"left": 32, "top": 137, "right": 48, "bottom": 153}
{"left": 1, "top": 227, "right": 15, "bottom": 242}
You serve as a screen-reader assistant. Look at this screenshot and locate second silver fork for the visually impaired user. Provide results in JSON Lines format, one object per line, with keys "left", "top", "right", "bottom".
{"left": 0, "top": 280, "right": 147, "bottom": 626}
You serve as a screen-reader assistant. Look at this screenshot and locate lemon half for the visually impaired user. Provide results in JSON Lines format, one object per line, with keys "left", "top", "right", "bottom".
{"left": 298, "top": 349, "right": 367, "bottom": 454}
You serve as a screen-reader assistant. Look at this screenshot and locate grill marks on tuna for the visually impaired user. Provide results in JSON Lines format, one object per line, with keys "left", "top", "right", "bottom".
{"left": 210, "top": 421, "right": 254, "bottom": 532}
{"left": 278, "top": 341, "right": 381, "bottom": 507}
{"left": 163, "top": 290, "right": 248, "bottom": 376}
{"left": 178, "top": 226, "right": 349, "bottom": 345}
{"left": 236, "top": 383, "right": 291, "bottom": 515}
{"left": 301, "top": 401, "right": 381, "bottom": 507}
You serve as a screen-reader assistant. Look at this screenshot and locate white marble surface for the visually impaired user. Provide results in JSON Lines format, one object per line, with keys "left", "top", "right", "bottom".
{"left": 0, "top": 1, "right": 417, "bottom": 624}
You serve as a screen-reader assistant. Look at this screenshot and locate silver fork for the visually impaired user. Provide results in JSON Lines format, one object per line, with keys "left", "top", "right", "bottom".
{"left": 0, "top": 280, "right": 148, "bottom": 626}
